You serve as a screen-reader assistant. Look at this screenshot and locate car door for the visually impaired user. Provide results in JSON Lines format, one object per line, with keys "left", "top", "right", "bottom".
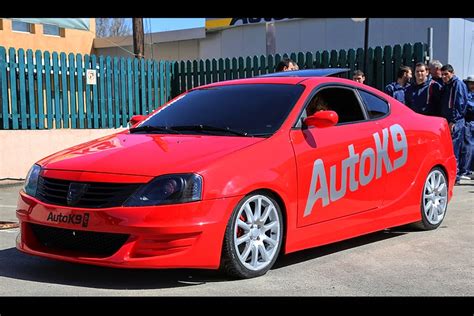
{"left": 356, "top": 88, "right": 410, "bottom": 207}
{"left": 290, "top": 85, "right": 387, "bottom": 227}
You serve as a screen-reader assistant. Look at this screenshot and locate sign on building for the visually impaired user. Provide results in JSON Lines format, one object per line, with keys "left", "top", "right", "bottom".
{"left": 205, "top": 18, "right": 295, "bottom": 32}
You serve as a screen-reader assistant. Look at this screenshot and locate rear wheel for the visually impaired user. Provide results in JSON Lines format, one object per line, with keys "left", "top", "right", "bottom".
{"left": 221, "top": 193, "right": 283, "bottom": 279}
{"left": 414, "top": 167, "right": 448, "bottom": 230}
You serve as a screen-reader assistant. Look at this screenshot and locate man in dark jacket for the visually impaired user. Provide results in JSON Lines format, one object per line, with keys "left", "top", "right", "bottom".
{"left": 429, "top": 60, "right": 444, "bottom": 85}
{"left": 385, "top": 66, "right": 412, "bottom": 104}
{"left": 405, "top": 62, "right": 442, "bottom": 116}
{"left": 464, "top": 75, "right": 474, "bottom": 178}
{"left": 440, "top": 64, "right": 469, "bottom": 183}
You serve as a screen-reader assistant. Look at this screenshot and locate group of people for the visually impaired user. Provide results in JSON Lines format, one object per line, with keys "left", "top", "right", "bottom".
{"left": 276, "top": 57, "right": 474, "bottom": 184}
{"left": 382, "top": 61, "right": 473, "bottom": 184}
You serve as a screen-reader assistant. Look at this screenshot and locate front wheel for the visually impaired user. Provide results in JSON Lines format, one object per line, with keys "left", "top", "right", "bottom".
{"left": 220, "top": 193, "right": 283, "bottom": 279}
{"left": 414, "top": 167, "right": 448, "bottom": 230}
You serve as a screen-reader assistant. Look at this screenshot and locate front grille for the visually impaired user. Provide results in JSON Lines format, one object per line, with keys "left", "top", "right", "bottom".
{"left": 29, "top": 223, "right": 129, "bottom": 257}
{"left": 36, "top": 176, "right": 141, "bottom": 208}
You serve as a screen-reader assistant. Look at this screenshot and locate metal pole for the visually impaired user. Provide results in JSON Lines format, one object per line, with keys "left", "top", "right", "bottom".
{"left": 428, "top": 27, "right": 434, "bottom": 63}
{"left": 266, "top": 22, "right": 276, "bottom": 56}
{"left": 364, "top": 18, "right": 370, "bottom": 76}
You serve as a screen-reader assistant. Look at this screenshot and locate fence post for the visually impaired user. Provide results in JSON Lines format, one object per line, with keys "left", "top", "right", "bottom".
{"left": 91, "top": 55, "right": 99, "bottom": 128}
{"left": 329, "top": 50, "right": 338, "bottom": 68}
{"left": 120, "top": 57, "right": 127, "bottom": 127}
{"left": 199, "top": 60, "right": 205, "bottom": 87}
{"left": 76, "top": 54, "right": 84, "bottom": 129}
{"left": 84, "top": 55, "right": 92, "bottom": 128}
{"left": 8, "top": 48, "right": 18, "bottom": 129}
{"left": 374, "top": 46, "right": 384, "bottom": 90}
{"left": 95, "top": 55, "right": 103, "bottom": 128}
{"left": 224, "top": 58, "right": 231, "bottom": 80}
{"left": 383, "top": 45, "right": 393, "bottom": 89}
{"left": 68, "top": 53, "right": 77, "bottom": 129}
{"left": 338, "top": 49, "right": 348, "bottom": 78}
{"left": 18, "top": 49, "right": 28, "bottom": 130}
{"left": 186, "top": 60, "right": 192, "bottom": 90}
{"left": 147, "top": 59, "right": 152, "bottom": 114}
{"left": 133, "top": 58, "right": 139, "bottom": 114}
{"left": 0, "top": 47, "right": 8, "bottom": 129}
{"left": 321, "top": 50, "right": 330, "bottom": 68}
{"left": 27, "top": 50, "right": 37, "bottom": 129}
{"left": 219, "top": 58, "right": 225, "bottom": 81}
{"left": 192, "top": 60, "right": 199, "bottom": 88}
{"left": 113, "top": 57, "right": 120, "bottom": 127}
{"left": 106, "top": 56, "right": 113, "bottom": 128}
{"left": 34, "top": 50, "right": 44, "bottom": 129}
{"left": 259, "top": 55, "right": 267, "bottom": 75}
{"left": 52, "top": 52, "right": 61, "bottom": 128}
{"left": 159, "top": 60, "right": 165, "bottom": 106}
{"left": 43, "top": 51, "right": 53, "bottom": 129}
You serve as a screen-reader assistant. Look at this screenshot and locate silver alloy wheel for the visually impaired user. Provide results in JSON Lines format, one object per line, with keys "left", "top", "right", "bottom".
{"left": 423, "top": 169, "right": 447, "bottom": 225}
{"left": 233, "top": 195, "right": 281, "bottom": 271}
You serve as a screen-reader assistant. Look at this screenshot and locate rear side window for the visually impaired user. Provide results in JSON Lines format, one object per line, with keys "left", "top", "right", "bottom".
{"left": 358, "top": 90, "right": 389, "bottom": 119}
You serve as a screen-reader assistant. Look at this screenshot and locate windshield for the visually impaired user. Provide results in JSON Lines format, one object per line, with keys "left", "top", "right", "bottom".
{"left": 136, "top": 84, "right": 305, "bottom": 137}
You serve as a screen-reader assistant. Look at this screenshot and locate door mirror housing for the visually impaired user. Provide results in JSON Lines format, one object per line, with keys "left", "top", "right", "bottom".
{"left": 128, "top": 115, "right": 147, "bottom": 127}
{"left": 304, "top": 110, "right": 338, "bottom": 128}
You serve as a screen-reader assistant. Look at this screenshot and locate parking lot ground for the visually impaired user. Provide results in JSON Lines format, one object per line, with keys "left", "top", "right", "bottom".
{"left": 0, "top": 181, "right": 472, "bottom": 297}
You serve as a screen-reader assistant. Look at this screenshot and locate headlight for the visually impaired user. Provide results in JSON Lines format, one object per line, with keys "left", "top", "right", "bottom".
{"left": 24, "top": 164, "right": 41, "bottom": 197}
{"left": 124, "top": 173, "right": 203, "bottom": 206}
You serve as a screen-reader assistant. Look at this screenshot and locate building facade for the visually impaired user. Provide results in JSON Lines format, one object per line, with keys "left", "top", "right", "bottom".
{"left": 0, "top": 18, "right": 96, "bottom": 55}
{"left": 94, "top": 18, "right": 474, "bottom": 80}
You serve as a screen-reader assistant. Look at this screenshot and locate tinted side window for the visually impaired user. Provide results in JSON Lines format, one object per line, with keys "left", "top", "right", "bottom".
{"left": 358, "top": 90, "right": 389, "bottom": 119}
{"left": 306, "top": 87, "right": 366, "bottom": 124}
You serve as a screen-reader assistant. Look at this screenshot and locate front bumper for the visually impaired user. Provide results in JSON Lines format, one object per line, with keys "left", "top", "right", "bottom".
{"left": 16, "top": 190, "right": 241, "bottom": 269}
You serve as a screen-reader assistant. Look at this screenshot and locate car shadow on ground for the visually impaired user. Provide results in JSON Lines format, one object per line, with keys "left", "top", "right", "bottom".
{"left": 0, "top": 226, "right": 416, "bottom": 290}
{"left": 0, "top": 247, "right": 229, "bottom": 290}
{"left": 273, "top": 227, "right": 412, "bottom": 270}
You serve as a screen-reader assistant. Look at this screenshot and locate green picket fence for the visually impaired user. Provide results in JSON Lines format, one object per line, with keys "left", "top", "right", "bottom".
{"left": 0, "top": 42, "right": 427, "bottom": 130}
{"left": 0, "top": 46, "right": 174, "bottom": 130}
{"left": 172, "top": 42, "right": 428, "bottom": 96}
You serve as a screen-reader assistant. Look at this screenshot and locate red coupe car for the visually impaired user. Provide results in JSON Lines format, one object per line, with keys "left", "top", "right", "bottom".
{"left": 16, "top": 69, "right": 456, "bottom": 278}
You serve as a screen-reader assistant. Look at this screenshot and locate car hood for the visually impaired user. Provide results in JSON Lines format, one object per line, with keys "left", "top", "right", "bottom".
{"left": 38, "top": 132, "right": 265, "bottom": 176}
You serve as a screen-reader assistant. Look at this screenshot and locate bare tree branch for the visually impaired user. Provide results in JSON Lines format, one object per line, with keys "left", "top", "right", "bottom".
{"left": 96, "top": 18, "right": 131, "bottom": 38}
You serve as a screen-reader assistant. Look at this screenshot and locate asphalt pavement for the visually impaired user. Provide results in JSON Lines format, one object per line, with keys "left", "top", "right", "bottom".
{"left": 0, "top": 181, "right": 472, "bottom": 296}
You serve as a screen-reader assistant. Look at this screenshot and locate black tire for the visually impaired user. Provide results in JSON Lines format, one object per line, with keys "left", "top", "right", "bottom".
{"left": 220, "top": 193, "right": 283, "bottom": 279}
{"left": 413, "top": 166, "right": 448, "bottom": 230}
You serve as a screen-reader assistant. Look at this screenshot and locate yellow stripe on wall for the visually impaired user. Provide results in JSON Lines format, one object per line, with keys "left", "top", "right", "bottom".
{"left": 205, "top": 18, "right": 233, "bottom": 30}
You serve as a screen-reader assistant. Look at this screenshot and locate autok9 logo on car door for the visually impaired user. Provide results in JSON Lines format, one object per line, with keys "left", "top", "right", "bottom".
{"left": 304, "top": 124, "right": 408, "bottom": 217}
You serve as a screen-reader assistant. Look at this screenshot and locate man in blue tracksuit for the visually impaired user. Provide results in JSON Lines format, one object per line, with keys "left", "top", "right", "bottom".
{"left": 385, "top": 66, "right": 412, "bottom": 104}
{"left": 405, "top": 62, "right": 442, "bottom": 116}
{"left": 440, "top": 64, "right": 469, "bottom": 183}
{"left": 464, "top": 75, "right": 474, "bottom": 178}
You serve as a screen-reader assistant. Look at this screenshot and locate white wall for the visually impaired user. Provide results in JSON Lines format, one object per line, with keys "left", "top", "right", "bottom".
{"left": 95, "top": 18, "right": 465, "bottom": 73}
{"left": 448, "top": 18, "right": 474, "bottom": 79}
{"left": 0, "top": 129, "right": 125, "bottom": 179}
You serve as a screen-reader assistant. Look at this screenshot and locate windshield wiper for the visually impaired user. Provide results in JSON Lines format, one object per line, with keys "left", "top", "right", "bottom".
{"left": 129, "top": 125, "right": 180, "bottom": 134}
{"left": 170, "top": 125, "right": 249, "bottom": 136}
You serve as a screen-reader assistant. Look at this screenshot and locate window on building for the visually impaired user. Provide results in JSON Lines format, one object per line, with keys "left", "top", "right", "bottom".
{"left": 12, "top": 20, "right": 32, "bottom": 33}
{"left": 358, "top": 90, "right": 390, "bottom": 119}
{"left": 43, "top": 24, "right": 60, "bottom": 36}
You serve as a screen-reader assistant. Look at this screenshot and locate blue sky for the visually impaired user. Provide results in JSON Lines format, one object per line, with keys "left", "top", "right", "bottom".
{"left": 128, "top": 18, "right": 205, "bottom": 33}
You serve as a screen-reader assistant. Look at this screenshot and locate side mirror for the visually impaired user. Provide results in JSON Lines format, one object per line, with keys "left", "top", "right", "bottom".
{"left": 128, "top": 115, "right": 147, "bottom": 127}
{"left": 304, "top": 110, "right": 338, "bottom": 128}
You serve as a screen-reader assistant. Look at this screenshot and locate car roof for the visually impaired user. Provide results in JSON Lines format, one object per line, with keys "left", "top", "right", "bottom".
{"left": 194, "top": 68, "right": 354, "bottom": 89}
{"left": 259, "top": 68, "right": 350, "bottom": 78}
